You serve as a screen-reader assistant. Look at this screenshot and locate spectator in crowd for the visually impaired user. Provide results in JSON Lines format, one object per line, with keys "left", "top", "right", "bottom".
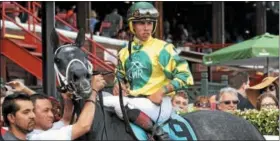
{"left": 194, "top": 96, "right": 211, "bottom": 110}
{"left": 116, "top": 29, "right": 128, "bottom": 40}
{"left": 26, "top": 75, "right": 106, "bottom": 140}
{"left": 89, "top": 10, "right": 99, "bottom": 34}
{"left": 14, "top": 7, "right": 22, "bottom": 24}
{"left": 65, "top": 5, "right": 77, "bottom": 30}
{"left": 101, "top": 8, "right": 123, "bottom": 37}
{"left": 48, "top": 96, "right": 62, "bottom": 122}
{"left": 2, "top": 93, "right": 35, "bottom": 140}
{"left": 172, "top": 90, "right": 188, "bottom": 114}
{"left": 229, "top": 72, "right": 254, "bottom": 110}
{"left": 1, "top": 78, "right": 7, "bottom": 129}
{"left": 248, "top": 76, "right": 279, "bottom": 99}
{"left": 256, "top": 93, "right": 279, "bottom": 110}
{"left": 56, "top": 8, "right": 68, "bottom": 30}
{"left": 216, "top": 87, "right": 239, "bottom": 112}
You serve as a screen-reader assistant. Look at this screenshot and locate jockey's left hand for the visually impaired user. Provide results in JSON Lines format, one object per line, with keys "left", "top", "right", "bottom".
{"left": 148, "top": 90, "right": 164, "bottom": 105}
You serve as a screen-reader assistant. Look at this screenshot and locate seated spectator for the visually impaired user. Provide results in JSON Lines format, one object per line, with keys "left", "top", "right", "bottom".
{"left": 26, "top": 75, "right": 106, "bottom": 140}
{"left": 256, "top": 93, "right": 279, "bottom": 110}
{"left": 194, "top": 96, "right": 211, "bottom": 110}
{"left": 2, "top": 93, "right": 35, "bottom": 140}
{"left": 216, "top": 87, "right": 239, "bottom": 112}
{"left": 172, "top": 90, "right": 188, "bottom": 114}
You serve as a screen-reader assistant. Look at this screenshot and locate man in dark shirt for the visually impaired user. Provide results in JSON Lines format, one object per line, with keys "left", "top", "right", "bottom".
{"left": 101, "top": 8, "right": 123, "bottom": 37}
{"left": 2, "top": 93, "right": 35, "bottom": 140}
{"left": 229, "top": 72, "right": 254, "bottom": 110}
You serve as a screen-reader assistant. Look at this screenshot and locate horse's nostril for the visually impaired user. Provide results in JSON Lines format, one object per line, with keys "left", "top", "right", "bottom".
{"left": 73, "top": 74, "right": 79, "bottom": 81}
{"left": 86, "top": 73, "right": 90, "bottom": 78}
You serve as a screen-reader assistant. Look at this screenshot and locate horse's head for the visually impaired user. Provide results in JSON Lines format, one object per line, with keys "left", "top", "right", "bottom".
{"left": 51, "top": 29, "right": 93, "bottom": 100}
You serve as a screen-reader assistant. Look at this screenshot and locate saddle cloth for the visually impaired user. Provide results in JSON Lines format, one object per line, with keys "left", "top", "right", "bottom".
{"left": 130, "top": 113, "right": 198, "bottom": 140}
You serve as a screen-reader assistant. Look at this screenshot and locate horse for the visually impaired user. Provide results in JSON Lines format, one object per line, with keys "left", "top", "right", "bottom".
{"left": 51, "top": 29, "right": 265, "bottom": 140}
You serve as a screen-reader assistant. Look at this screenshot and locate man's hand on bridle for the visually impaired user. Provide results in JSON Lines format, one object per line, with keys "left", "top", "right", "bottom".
{"left": 92, "top": 74, "right": 107, "bottom": 92}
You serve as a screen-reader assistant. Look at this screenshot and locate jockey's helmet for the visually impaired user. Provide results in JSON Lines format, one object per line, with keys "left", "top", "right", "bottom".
{"left": 127, "top": 2, "right": 159, "bottom": 34}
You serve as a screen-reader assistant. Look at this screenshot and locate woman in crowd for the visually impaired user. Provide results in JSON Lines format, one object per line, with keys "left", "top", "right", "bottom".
{"left": 256, "top": 93, "right": 279, "bottom": 110}
{"left": 194, "top": 96, "right": 211, "bottom": 111}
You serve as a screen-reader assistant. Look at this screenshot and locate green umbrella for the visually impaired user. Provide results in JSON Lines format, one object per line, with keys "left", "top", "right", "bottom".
{"left": 203, "top": 33, "right": 279, "bottom": 68}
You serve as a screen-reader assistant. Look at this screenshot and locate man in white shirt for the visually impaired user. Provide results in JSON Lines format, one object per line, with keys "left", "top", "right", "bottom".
{"left": 26, "top": 75, "right": 106, "bottom": 140}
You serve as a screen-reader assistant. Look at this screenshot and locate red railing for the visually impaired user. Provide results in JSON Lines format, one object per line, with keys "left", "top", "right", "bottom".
{"left": 32, "top": 2, "right": 116, "bottom": 71}
{"left": 56, "top": 30, "right": 115, "bottom": 71}
{"left": 186, "top": 43, "right": 233, "bottom": 49}
{"left": 1, "top": 2, "right": 42, "bottom": 45}
{"left": 1, "top": 1, "right": 115, "bottom": 71}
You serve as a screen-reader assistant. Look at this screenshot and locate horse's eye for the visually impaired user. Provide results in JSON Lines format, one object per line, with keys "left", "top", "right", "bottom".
{"left": 54, "top": 58, "right": 60, "bottom": 63}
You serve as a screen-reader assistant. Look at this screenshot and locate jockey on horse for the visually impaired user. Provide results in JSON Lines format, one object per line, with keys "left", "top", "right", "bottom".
{"left": 103, "top": 2, "right": 194, "bottom": 140}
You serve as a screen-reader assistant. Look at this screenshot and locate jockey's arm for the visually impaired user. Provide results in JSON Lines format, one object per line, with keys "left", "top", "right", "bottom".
{"left": 148, "top": 44, "right": 193, "bottom": 104}
{"left": 158, "top": 44, "right": 194, "bottom": 94}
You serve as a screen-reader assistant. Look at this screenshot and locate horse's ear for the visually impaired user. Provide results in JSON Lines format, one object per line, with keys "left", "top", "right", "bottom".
{"left": 51, "top": 28, "right": 60, "bottom": 53}
{"left": 75, "top": 28, "right": 85, "bottom": 48}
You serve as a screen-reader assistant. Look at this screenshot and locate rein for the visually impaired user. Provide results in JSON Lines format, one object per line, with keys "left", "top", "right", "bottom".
{"left": 116, "top": 76, "right": 139, "bottom": 140}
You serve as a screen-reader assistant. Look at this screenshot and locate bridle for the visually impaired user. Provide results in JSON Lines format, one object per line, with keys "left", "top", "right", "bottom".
{"left": 54, "top": 44, "right": 93, "bottom": 100}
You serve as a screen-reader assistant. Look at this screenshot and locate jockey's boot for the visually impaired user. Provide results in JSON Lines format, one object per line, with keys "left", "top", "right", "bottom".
{"left": 127, "top": 109, "right": 171, "bottom": 141}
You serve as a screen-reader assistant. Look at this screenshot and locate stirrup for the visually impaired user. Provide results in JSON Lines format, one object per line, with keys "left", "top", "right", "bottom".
{"left": 152, "top": 126, "right": 171, "bottom": 141}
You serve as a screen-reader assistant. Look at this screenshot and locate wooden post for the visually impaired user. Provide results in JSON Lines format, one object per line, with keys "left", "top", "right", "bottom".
{"left": 256, "top": 2, "right": 267, "bottom": 35}
{"left": 211, "top": 2, "right": 225, "bottom": 82}
{"left": 201, "top": 72, "right": 208, "bottom": 96}
{"left": 154, "top": 1, "right": 163, "bottom": 39}
{"left": 42, "top": 1, "right": 56, "bottom": 97}
{"left": 221, "top": 75, "right": 228, "bottom": 85}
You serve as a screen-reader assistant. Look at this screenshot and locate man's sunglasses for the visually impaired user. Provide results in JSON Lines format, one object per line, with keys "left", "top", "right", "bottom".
{"left": 221, "top": 100, "right": 239, "bottom": 105}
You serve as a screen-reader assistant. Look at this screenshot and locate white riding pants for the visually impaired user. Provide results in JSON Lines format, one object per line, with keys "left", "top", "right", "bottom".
{"left": 102, "top": 96, "right": 173, "bottom": 124}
